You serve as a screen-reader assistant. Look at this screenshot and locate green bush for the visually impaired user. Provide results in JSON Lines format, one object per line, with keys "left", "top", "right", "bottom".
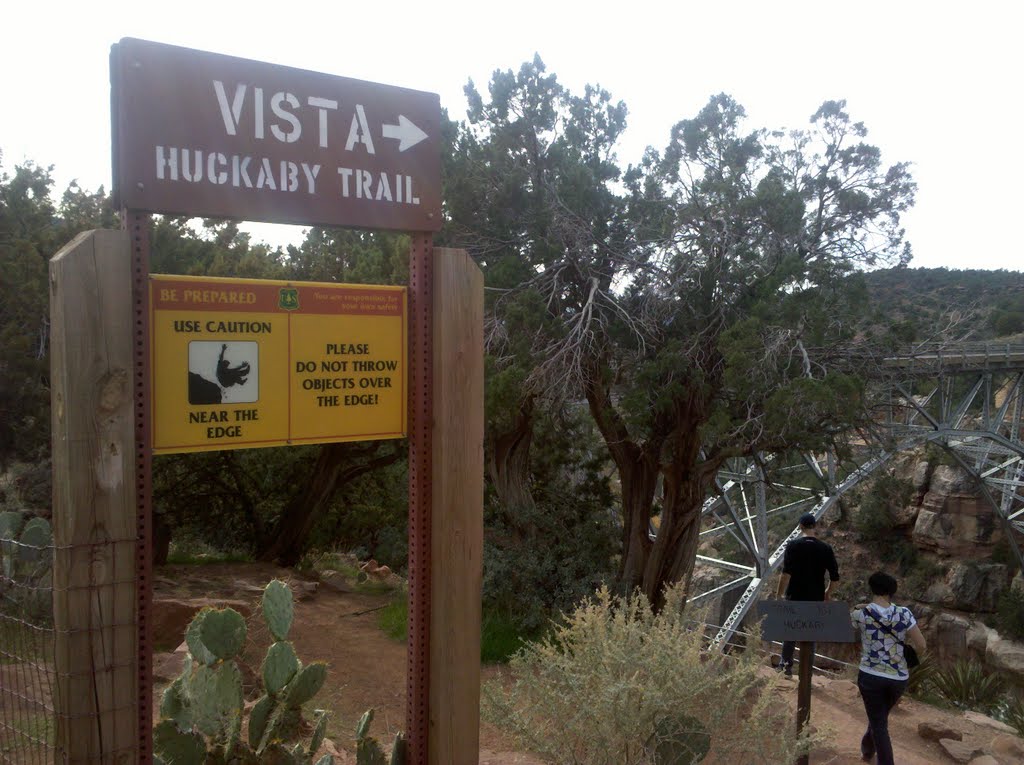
{"left": 996, "top": 588, "right": 1024, "bottom": 640}
{"left": 483, "top": 585, "right": 822, "bottom": 764}
{"left": 854, "top": 473, "right": 913, "bottom": 541}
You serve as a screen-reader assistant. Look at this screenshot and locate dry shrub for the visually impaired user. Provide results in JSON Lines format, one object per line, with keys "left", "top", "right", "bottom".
{"left": 483, "top": 584, "right": 824, "bottom": 764}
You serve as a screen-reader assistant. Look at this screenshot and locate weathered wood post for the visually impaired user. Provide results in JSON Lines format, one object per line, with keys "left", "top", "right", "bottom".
{"left": 429, "top": 248, "right": 484, "bottom": 764}
{"left": 50, "top": 229, "right": 139, "bottom": 764}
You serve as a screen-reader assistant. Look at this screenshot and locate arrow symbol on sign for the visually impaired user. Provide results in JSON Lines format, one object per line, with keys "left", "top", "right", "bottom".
{"left": 381, "top": 115, "right": 428, "bottom": 152}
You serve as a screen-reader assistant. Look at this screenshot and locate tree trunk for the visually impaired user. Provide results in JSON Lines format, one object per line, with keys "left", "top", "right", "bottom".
{"left": 584, "top": 369, "right": 664, "bottom": 593}
{"left": 488, "top": 397, "right": 535, "bottom": 512}
{"left": 255, "top": 441, "right": 401, "bottom": 566}
{"left": 617, "top": 455, "right": 661, "bottom": 592}
{"left": 641, "top": 474, "right": 706, "bottom": 609}
{"left": 641, "top": 426, "right": 718, "bottom": 609}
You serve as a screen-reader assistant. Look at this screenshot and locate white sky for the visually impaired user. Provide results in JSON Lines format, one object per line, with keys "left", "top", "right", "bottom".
{"left": 3, "top": 0, "right": 1021, "bottom": 271}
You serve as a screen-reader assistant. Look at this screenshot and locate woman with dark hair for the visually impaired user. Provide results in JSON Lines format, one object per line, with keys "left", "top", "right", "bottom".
{"left": 850, "top": 571, "right": 927, "bottom": 764}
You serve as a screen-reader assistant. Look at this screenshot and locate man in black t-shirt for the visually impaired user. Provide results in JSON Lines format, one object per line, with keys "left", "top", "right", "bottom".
{"left": 775, "top": 512, "right": 840, "bottom": 677}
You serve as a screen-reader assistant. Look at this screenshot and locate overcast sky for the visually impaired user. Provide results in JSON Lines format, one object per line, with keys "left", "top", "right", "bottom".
{"left": 4, "top": 0, "right": 1021, "bottom": 271}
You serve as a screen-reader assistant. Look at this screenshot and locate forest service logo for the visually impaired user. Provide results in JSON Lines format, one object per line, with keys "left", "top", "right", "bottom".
{"left": 278, "top": 287, "right": 299, "bottom": 311}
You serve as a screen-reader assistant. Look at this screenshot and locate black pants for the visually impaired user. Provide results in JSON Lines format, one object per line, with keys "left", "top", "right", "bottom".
{"left": 857, "top": 670, "right": 906, "bottom": 765}
{"left": 780, "top": 640, "right": 815, "bottom": 670}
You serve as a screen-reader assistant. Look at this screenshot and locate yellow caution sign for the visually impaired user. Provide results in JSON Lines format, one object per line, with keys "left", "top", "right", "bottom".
{"left": 150, "top": 275, "right": 406, "bottom": 454}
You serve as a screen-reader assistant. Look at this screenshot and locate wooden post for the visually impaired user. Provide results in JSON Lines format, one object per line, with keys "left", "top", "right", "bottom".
{"left": 50, "top": 229, "right": 139, "bottom": 764}
{"left": 795, "top": 641, "right": 814, "bottom": 765}
{"left": 429, "top": 248, "right": 484, "bottom": 765}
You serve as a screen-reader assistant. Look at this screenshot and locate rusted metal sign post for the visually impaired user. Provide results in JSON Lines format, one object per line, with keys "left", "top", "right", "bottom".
{"left": 757, "top": 601, "right": 857, "bottom": 765}
{"left": 54, "top": 36, "right": 477, "bottom": 764}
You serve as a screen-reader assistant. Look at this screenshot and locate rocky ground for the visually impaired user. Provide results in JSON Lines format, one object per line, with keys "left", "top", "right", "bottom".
{"left": 151, "top": 561, "right": 1024, "bottom": 764}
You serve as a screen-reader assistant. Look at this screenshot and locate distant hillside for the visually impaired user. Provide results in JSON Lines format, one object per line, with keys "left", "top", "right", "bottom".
{"left": 860, "top": 267, "right": 1024, "bottom": 343}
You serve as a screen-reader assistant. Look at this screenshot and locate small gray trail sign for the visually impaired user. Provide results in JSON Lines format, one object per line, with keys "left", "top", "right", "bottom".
{"left": 757, "top": 600, "right": 857, "bottom": 643}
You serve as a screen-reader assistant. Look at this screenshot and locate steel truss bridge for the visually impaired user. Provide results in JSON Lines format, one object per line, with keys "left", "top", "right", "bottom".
{"left": 670, "top": 344, "right": 1024, "bottom": 650}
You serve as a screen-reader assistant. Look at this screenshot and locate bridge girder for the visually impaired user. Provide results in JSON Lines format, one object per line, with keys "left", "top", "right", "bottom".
{"left": 672, "top": 352, "right": 1024, "bottom": 651}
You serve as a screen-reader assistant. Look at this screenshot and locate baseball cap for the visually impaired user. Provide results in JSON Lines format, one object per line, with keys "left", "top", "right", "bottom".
{"left": 798, "top": 513, "right": 817, "bottom": 528}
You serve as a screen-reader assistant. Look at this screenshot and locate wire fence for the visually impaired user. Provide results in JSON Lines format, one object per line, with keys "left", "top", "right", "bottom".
{"left": 0, "top": 524, "right": 56, "bottom": 765}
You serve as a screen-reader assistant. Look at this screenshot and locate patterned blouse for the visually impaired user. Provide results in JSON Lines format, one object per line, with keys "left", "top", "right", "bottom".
{"left": 850, "top": 603, "right": 917, "bottom": 680}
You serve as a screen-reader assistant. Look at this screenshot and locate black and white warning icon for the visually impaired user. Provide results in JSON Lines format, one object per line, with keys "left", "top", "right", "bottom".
{"left": 187, "top": 341, "right": 259, "bottom": 405}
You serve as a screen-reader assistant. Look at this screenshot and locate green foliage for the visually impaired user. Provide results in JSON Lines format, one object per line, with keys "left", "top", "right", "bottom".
{"left": 860, "top": 267, "right": 1024, "bottom": 345}
{"left": 480, "top": 611, "right": 534, "bottom": 664}
{"left": 854, "top": 472, "right": 914, "bottom": 540}
{"left": 902, "top": 556, "right": 947, "bottom": 600}
{"left": 930, "top": 660, "right": 1005, "bottom": 714}
{"left": 154, "top": 580, "right": 340, "bottom": 765}
{"left": 996, "top": 588, "right": 1024, "bottom": 640}
{"left": 482, "top": 406, "right": 616, "bottom": 631}
{"left": 483, "top": 585, "right": 821, "bottom": 764}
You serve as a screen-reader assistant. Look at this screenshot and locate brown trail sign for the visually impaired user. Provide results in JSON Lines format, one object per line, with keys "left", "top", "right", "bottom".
{"left": 111, "top": 37, "right": 442, "bottom": 232}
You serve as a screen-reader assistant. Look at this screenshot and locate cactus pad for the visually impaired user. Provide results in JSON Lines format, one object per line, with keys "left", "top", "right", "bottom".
{"left": 284, "top": 661, "right": 327, "bottom": 707}
{"left": 153, "top": 719, "right": 206, "bottom": 765}
{"left": 356, "top": 738, "right": 387, "bottom": 765}
{"left": 199, "top": 607, "right": 247, "bottom": 660}
{"left": 248, "top": 695, "right": 275, "bottom": 750}
{"left": 17, "top": 517, "right": 51, "bottom": 562}
{"left": 263, "top": 640, "right": 300, "bottom": 696}
{"left": 308, "top": 710, "right": 329, "bottom": 756}
{"left": 355, "top": 709, "right": 374, "bottom": 740}
{"left": 186, "top": 662, "right": 243, "bottom": 737}
{"left": 185, "top": 609, "right": 218, "bottom": 666}
{"left": 262, "top": 579, "right": 294, "bottom": 641}
{"left": 160, "top": 677, "right": 191, "bottom": 731}
{"left": 261, "top": 743, "right": 300, "bottom": 765}
{"left": 0, "top": 510, "right": 24, "bottom": 541}
{"left": 389, "top": 732, "right": 407, "bottom": 765}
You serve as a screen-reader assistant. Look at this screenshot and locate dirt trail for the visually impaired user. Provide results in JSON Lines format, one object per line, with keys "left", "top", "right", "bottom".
{"left": 153, "top": 563, "right": 1022, "bottom": 763}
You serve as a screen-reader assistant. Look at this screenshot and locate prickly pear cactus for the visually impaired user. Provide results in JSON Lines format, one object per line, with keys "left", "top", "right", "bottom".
{"left": 0, "top": 513, "right": 52, "bottom": 621}
{"left": 154, "top": 580, "right": 339, "bottom": 765}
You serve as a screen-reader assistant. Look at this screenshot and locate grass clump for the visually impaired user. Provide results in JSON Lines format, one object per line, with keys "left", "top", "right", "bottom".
{"left": 165, "top": 540, "right": 251, "bottom": 565}
{"left": 376, "top": 597, "right": 536, "bottom": 663}
{"left": 377, "top": 598, "right": 407, "bottom": 642}
{"left": 483, "top": 585, "right": 822, "bottom": 764}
